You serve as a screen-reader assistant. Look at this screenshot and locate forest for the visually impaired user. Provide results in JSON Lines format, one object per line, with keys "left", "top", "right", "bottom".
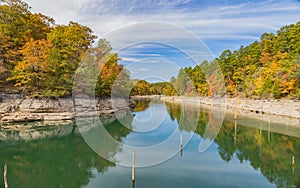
{"left": 1, "top": 0, "right": 299, "bottom": 99}
{"left": 0, "top": 0, "right": 126, "bottom": 97}
{"left": 165, "top": 101, "right": 300, "bottom": 187}
{"left": 163, "top": 22, "right": 300, "bottom": 99}
{"left": 131, "top": 20, "right": 300, "bottom": 99}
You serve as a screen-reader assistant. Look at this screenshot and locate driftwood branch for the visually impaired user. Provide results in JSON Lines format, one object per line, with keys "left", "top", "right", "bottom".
{"left": 4, "top": 164, "right": 8, "bottom": 188}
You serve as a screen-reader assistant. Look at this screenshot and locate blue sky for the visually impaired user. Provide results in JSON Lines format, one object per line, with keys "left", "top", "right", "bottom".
{"left": 26, "top": 0, "right": 300, "bottom": 82}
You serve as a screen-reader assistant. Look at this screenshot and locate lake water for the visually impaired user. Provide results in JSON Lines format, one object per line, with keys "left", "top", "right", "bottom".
{"left": 0, "top": 99, "right": 299, "bottom": 188}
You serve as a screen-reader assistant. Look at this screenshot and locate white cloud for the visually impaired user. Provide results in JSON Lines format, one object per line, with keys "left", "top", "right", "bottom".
{"left": 139, "top": 68, "right": 150, "bottom": 71}
{"left": 24, "top": 0, "right": 300, "bottom": 56}
{"left": 121, "top": 57, "right": 141, "bottom": 62}
{"left": 20, "top": 0, "right": 300, "bottom": 81}
{"left": 26, "top": 0, "right": 86, "bottom": 24}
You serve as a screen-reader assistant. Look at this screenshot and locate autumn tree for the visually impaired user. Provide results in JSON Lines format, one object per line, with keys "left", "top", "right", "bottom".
{"left": 8, "top": 39, "right": 53, "bottom": 93}
{"left": 46, "top": 22, "right": 97, "bottom": 96}
{"left": 0, "top": 0, "right": 54, "bottom": 73}
{"left": 131, "top": 80, "right": 151, "bottom": 96}
{"left": 170, "top": 21, "right": 300, "bottom": 99}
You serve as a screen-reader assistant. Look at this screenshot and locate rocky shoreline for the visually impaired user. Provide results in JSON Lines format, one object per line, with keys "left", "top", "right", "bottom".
{"left": 1, "top": 95, "right": 300, "bottom": 126}
{"left": 131, "top": 95, "right": 161, "bottom": 99}
{"left": 0, "top": 96, "right": 135, "bottom": 124}
{"left": 161, "top": 96, "right": 300, "bottom": 126}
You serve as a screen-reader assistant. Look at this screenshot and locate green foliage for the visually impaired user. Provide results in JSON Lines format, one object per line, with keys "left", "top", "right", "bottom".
{"left": 168, "top": 21, "right": 300, "bottom": 99}
{"left": 163, "top": 82, "right": 177, "bottom": 96}
{"left": 175, "top": 68, "right": 189, "bottom": 95}
{"left": 46, "top": 22, "right": 97, "bottom": 96}
{"left": 97, "top": 38, "right": 112, "bottom": 55}
{"left": 1, "top": 0, "right": 300, "bottom": 99}
{"left": 0, "top": 0, "right": 54, "bottom": 73}
{"left": 128, "top": 81, "right": 177, "bottom": 96}
{"left": 1, "top": 0, "right": 130, "bottom": 98}
{"left": 272, "top": 81, "right": 281, "bottom": 99}
{"left": 130, "top": 80, "right": 151, "bottom": 96}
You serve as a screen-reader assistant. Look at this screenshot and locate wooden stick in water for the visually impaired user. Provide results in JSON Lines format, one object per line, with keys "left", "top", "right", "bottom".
{"left": 180, "top": 133, "right": 183, "bottom": 157}
{"left": 4, "top": 164, "right": 8, "bottom": 188}
{"left": 132, "top": 151, "right": 135, "bottom": 182}
{"left": 292, "top": 156, "right": 295, "bottom": 166}
{"left": 180, "top": 133, "right": 183, "bottom": 147}
{"left": 292, "top": 156, "right": 295, "bottom": 174}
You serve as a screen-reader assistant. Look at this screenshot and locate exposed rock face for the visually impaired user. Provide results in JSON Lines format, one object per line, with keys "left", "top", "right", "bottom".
{"left": 161, "top": 96, "right": 300, "bottom": 118}
{"left": 0, "top": 96, "right": 135, "bottom": 124}
{"left": 161, "top": 96, "right": 300, "bottom": 126}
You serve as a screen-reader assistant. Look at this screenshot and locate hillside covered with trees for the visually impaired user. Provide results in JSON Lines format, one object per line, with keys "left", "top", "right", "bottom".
{"left": 1, "top": 0, "right": 299, "bottom": 100}
{"left": 107, "top": 20, "right": 300, "bottom": 99}
{"left": 166, "top": 22, "right": 300, "bottom": 99}
{"left": 0, "top": 0, "right": 126, "bottom": 97}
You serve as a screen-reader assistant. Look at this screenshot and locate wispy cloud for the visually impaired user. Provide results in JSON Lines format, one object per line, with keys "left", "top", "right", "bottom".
{"left": 121, "top": 57, "right": 141, "bottom": 62}
{"left": 123, "top": 56, "right": 183, "bottom": 81}
{"left": 26, "top": 0, "right": 300, "bottom": 54}
{"left": 139, "top": 68, "right": 150, "bottom": 71}
{"left": 25, "top": 0, "right": 300, "bottom": 80}
{"left": 82, "top": 1, "right": 299, "bottom": 55}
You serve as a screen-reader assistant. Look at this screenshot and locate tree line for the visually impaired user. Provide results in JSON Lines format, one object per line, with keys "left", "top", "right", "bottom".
{"left": 124, "top": 21, "right": 300, "bottom": 99}
{"left": 0, "top": 0, "right": 126, "bottom": 97}
{"left": 164, "top": 21, "right": 300, "bottom": 99}
{"left": 1, "top": 0, "right": 299, "bottom": 99}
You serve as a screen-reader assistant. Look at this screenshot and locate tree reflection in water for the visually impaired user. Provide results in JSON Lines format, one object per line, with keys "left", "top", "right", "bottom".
{"left": 0, "top": 101, "right": 299, "bottom": 188}
{"left": 0, "top": 116, "right": 132, "bottom": 188}
{"left": 165, "top": 101, "right": 300, "bottom": 188}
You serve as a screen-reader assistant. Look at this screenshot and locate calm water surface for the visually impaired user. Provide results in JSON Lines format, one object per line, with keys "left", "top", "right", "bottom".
{"left": 0, "top": 99, "right": 299, "bottom": 188}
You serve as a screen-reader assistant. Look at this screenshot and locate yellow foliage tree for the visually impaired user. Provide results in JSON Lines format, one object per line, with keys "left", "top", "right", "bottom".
{"left": 8, "top": 39, "right": 53, "bottom": 93}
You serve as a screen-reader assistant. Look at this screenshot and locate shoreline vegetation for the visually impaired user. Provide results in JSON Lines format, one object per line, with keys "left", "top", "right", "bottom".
{"left": 128, "top": 21, "right": 300, "bottom": 101}
{"left": 1, "top": 95, "right": 299, "bottom": 126}
{"left": 0, "top": 0, "right": 299, "bottom": 127}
